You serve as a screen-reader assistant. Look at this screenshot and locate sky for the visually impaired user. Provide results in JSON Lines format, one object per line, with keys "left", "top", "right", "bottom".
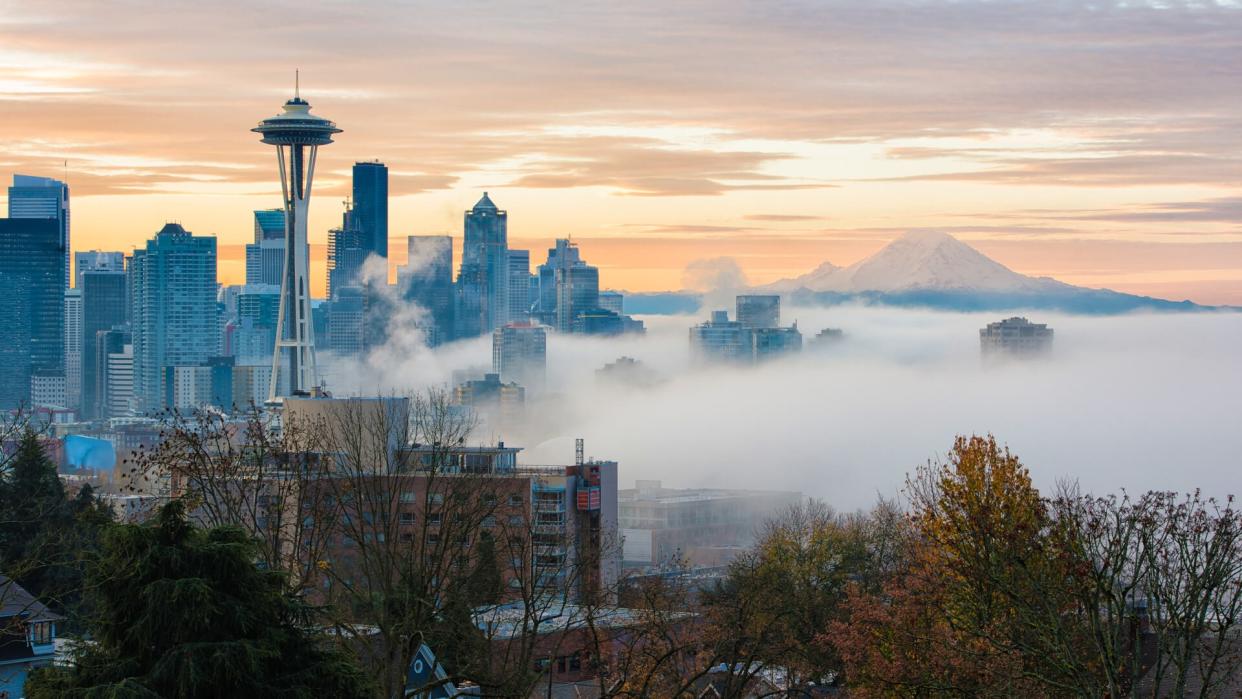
{"left": 320, "top": 303, "right": 1242, "bottom": 508}
{"left": 2, "top": 0, "right": 1241, "bottom": 303}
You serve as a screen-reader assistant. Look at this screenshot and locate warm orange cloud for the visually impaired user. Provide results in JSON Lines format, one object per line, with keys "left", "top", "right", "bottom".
{"left": 2, "top": 0, "right": 1240, "bottom": 303}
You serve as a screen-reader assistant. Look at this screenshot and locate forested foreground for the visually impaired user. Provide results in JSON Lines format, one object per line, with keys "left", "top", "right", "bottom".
{"left": 3, "top": 404, "right": 1240, "bottom": 698}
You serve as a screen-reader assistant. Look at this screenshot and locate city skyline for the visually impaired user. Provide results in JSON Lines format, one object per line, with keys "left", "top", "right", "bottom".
{"left": 2, "top": 1, "right": 1241, "bottom": 303}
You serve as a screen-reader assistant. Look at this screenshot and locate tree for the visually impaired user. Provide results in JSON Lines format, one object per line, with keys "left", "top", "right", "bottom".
{"left": 0, "top": 428, "right": 111, "bottom": 630}
{"left": 834, "top": 435, "right": 1064, "bottom": 697}
{"left": 27, "top": 500, "right": 372, "bottom": 699}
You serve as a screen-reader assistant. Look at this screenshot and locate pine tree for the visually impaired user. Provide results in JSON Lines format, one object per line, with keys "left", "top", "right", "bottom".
{"left": 27, "top": 501, "right": 372, "bottom": 698}
{"left": 0, "top": 429, "right": 71, "bottom": 599}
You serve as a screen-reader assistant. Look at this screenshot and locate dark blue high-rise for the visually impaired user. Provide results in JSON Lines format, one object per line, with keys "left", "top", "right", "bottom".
{"left": 8, "top": 174, "right": 70, "bottom": 290}
{"left": 352, "top": 161, "right": 388, "bottom": 260}
{"left": 0, "top": 219, "right": 65, "bottom": 408}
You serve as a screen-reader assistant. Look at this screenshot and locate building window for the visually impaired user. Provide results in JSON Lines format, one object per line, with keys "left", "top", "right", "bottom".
{"left": 29, "top": 621, "right": 53, "bottom": 645}
{"left": 509, "top": 494, "right": 524, "bottom": 507}
{"left": 399, "top": 491, "right": 416, "bottom": 503}
{"left": 509, "top": 515, "right": 523, "bottom": 526}
{"left": 428, "top": 513, "right": 442, "bottom": 526}
{"left": 399, "top": 512, "right": 416, "bottom": 525}
{"left": 483, "top": 515, "right": 496, "bottom": 528}
{"left": 429, "top": 493, "right": 444, "bottom": 505}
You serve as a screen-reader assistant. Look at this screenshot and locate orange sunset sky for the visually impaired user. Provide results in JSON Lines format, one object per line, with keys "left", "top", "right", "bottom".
{"left": 2, "top": 0, "right": 1240, "bottom": 303}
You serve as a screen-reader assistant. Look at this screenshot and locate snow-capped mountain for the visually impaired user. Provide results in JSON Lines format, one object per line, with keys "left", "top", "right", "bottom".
{"left": 763, "top": 230, "right": 1069, "bottom": 294}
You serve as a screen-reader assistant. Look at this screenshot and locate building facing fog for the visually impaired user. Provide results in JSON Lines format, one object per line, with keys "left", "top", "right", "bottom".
{"left": 735, "top": 294, "right": 780, "bottom": 329}
{"left": 690, "top": 298, "right": 802, "bottom": 364}
{"left": 619, "top": 480, "right": 803, "bottom": 569}
{"left": 493, "top": 322, "right": 546, "bottom": 390}
{"left": 400, "top": 236, "right": 454, "bottom": 345}
{"left": 980, "top": 317, "right": 1054, "bottom": 358}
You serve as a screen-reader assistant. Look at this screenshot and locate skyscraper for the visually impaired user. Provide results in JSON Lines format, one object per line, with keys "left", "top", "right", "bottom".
{"left": 98, "top": 328, "right": 133, "bottom": 419}
{"left": 534, "top": 239, "right": 582, "bottom": 326}
{"left": 233, "top": 285, "right": 280, "bottom": 366}
{"left": 507, "top": 249, "right": 531, "bottom": 324}
{"left": 556, "top": 257, "right": 600, "bottom": 333}
{"left": 244, "top": 209, "right": 286, "bottom": 286}
{"left": 253, "top": 86, "right": 341, "bottom": 401}
{"left": 399, "top": 236, "right": 454, "bottom": 345}
{"left": 253, "top": 208, "right": 285, "bottom": 241}
{"left": 8, "top": 175, "right": 70, "bottom": 289}
{"left": 492, "top": 322, "right": 546, "bottom": 390}
{"left": 81, "top": 269, "right": 129, "bottom": 418}
{"left": 74, "top": 250, "right": 124, "bottom": 289}
{"left": 457, "top": 193, "right": 509, "bottom": 336}
{"left": 352, "top": 161, "right": 388, "bottom": 260}
{"left": 327, "top": 205, "right": 368, "bottom": 298}
{"left": 0, "top": 219, "right": 64, "bottom": 409}
{"left": 129, "top": 224, "right": 218, "bottom": 414}
{"left": 64, "top": 289, "right": 82, "bottom": 410}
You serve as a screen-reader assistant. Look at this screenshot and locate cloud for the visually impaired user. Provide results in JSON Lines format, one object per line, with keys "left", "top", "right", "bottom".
{"left": 744, "top": 214, "right": 825, "bottom": 222}
{"left": 320, "top": 303, "right": 1242, "bottom": 509}
{"left": 681, "top": 256, "right": 749, "bottom": 301}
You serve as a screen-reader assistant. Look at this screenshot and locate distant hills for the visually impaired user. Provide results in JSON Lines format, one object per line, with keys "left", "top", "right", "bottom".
{"left": 624, "top": 230, "right": 1217, "bottom": 316}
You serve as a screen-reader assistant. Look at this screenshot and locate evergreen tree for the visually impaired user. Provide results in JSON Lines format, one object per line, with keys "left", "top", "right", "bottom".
{"left": 27, "top": 501, "right": 372, "bottom": 699}
{"left": 0, "top": 429, "right": 113, "bottom": 629}
{"left": 0, "top": 429, "right": 71, "bottom": 599}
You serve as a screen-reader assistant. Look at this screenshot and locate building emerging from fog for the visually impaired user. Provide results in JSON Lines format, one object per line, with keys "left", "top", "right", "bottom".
{"left": 735, "top": 294, "right": 780, "bottom": 330}
{"left": 690, "top": 295, "right": 801, "bottom": 364}
{"left": 980, "top": 316, "right": 1053, "bottom": 358}
{"left": 399, "top": 236, "right": 455, "bottom": 345}
{"left": 619, "top": 480, "right": 803, "bottom": 569}
{"left": 493, "top": 322, "right": 546, "bottom": 390}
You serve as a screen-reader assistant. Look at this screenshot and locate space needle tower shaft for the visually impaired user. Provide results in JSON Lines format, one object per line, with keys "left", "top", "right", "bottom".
{"left": 252, "top": 76, "right": 341, "bottom": 402}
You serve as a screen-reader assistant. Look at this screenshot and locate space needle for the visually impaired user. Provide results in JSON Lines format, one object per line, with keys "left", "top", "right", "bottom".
{"left": 253, "top": 76, "right": 341, "bottom": 403}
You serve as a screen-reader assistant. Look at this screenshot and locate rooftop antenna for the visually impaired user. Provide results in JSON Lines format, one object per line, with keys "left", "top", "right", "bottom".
{"left": 575, "top": 438, "right": 584, "bottom": 467}
{"left": 295, "top": 69, "right": 300, "bottom": 99}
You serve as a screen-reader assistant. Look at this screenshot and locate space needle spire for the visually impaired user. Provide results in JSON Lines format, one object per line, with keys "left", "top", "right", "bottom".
{"left": 253, "top": 79, "right": 341, "bottom": 403}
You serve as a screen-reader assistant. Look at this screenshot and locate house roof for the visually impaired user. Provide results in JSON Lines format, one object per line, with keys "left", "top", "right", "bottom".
{"left": 0, "top": 575, "right": 61, "bottom": 624}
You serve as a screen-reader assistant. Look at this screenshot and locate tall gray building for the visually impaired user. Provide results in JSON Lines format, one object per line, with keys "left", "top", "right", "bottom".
{"left": 64, "top": 289, "right": 82, "bottom": 410}
{"left": 492, "top": 322, "right": 546, "bottom": 390}
{"left": 80, "top": 269, "right": 128, "bottom": 418}
{"left": 0, "top": 218, "right": 64, "bottom": 409}
{"left": 457, "top": 193, "right": 509, "bottom": 336}
{"left": 327, "top": 205, "right": 368, "bottom": 299}
{"left": 534, "top": 239, "right": 581, "bottom": 326}
{"left": 507, "top": 249, "right": 531, "bottom": 324}
{"left": 399, "top": 236, "right": 454, "bottom": 345}
{"left": 129, "top": 224, "right": 218, "bottom": 414}
{"left": 556, "top": 260, "right": 600, "bottom": 333}
{"left": 244, "top": 209, "right": 286, "bottom": 286}
{"left": 8, "top": 174, "right": 70, "bottom": 289}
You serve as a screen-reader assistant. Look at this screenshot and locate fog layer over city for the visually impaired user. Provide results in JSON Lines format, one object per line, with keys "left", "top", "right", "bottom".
{"left": 321, "top": 302, "right": 1242, "bottom": 509}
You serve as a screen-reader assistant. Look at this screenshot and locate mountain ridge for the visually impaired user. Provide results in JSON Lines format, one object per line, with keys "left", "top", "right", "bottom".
{"left": 620, "top": 231, "right": 1226, "bottom": 315}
